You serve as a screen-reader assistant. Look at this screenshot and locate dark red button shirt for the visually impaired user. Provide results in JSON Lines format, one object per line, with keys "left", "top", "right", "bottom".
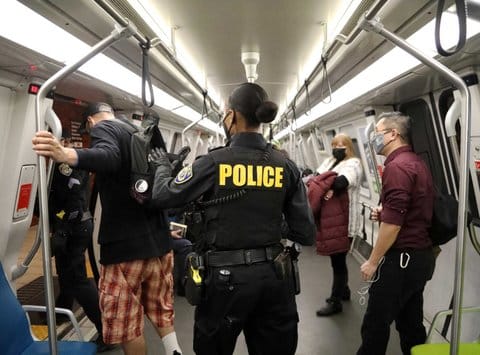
{"left": 380, "top": 146, "right": 434, "bottom": 249}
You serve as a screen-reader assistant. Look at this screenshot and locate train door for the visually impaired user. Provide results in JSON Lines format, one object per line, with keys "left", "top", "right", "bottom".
{"left": 399, "top": 77, "right": 480, "bottom": 341}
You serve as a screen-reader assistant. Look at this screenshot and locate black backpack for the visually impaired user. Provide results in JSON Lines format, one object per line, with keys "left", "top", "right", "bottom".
{"left": 116, "top": 114, "right": 189, "bottom": 205}
{"left": 428, "top": 191, "right": 458, "bottom": 246}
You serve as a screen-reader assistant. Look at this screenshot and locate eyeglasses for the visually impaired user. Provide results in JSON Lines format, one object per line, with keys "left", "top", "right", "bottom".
{"left": 375, "top": 128, "right": 392, "bottom": 135}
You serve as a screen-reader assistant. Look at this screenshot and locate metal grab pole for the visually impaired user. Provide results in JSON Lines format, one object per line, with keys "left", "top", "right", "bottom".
{"left": 182, "top": 115, "right": 205, "bottom": 147}
{"left": 34, "top": 23, "right": 136, "bottom": 355}
{"left": 359, "top": 16, "right": 471, "bottom": 355}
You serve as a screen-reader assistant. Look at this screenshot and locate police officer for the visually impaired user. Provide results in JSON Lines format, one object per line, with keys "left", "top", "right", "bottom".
{"left": 149, "top": 83, "right": 316, "bottom": 355}
{"left": 49, "top": 133, "right": 111, "bottom": 352}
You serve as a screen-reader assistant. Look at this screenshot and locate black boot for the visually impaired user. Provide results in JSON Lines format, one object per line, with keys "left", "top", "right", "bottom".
{"left": 326, "top": 287, "right": 350, "bottom": 302}
{"left": 316, "top": 299, "right": 342, "bottom": 316}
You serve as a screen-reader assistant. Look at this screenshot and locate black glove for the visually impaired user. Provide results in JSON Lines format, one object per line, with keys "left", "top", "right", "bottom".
{"left": 149, "top": 147, "right": 173, "bottom": 178}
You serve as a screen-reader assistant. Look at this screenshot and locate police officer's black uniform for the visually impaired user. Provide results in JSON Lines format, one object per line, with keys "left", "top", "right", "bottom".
{"left": 49, "top": 162, "right": 103, "bottom": 335}
{"left": 152, "top": 132, "right": 315, "bottom": 355}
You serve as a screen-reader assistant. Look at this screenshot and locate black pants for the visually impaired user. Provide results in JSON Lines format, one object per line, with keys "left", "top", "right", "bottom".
{"left": 54, "top": 219, "right": 102, "bottom": 334}
{"left": 357, "top": 248, "right": 435, "bottom": 355}
{"left": 193, "top": 262, "right": 298, "bottom": 355}
{"left": 171, "top": 237, "right": 193, "bottom": 292}
{"left": 329, "top": 252, "right": 348, "bottom": 301}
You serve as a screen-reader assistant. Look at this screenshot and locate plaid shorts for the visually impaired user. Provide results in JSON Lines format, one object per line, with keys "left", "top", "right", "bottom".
{"left": 99, "top": 253, "right": 174, "bottom": 344}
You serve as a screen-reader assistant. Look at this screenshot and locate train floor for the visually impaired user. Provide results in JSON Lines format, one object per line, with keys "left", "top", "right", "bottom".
{"left": 15, "top": 227, "right": 404, "bottom": 354}
{"left": 100, "top": 245, "right": 403, "bottom": 355}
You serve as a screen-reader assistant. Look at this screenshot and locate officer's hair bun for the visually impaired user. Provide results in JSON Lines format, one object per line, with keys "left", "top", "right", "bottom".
{"left": 255, "top": 101, "right": 278, "bottom": 123}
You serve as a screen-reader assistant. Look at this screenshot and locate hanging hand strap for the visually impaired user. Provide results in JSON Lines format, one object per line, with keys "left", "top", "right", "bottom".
{"left": 140, "top": 39, "right": 155, "bottom": 107}
{"left": 435, "top": 0, "right": 467, "bottom": 57}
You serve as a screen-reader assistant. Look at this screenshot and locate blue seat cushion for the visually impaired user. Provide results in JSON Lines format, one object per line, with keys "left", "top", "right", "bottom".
{"left": 22, "top": 340, "right": 96, "bottom": 355}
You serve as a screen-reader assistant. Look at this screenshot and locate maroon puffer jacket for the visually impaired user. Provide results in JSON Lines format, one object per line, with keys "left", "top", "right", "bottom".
{"left": 307, "top": 171, "right": 350, "bottom": 256}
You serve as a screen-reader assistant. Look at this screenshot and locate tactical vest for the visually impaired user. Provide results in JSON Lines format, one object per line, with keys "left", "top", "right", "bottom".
{"left": 204, "top": 145, "right": 288, "bottom": 250}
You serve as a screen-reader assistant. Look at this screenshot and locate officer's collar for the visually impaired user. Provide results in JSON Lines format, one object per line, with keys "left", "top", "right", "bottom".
{"left": 229, "top": 132, "right": 267, "bottom": 150}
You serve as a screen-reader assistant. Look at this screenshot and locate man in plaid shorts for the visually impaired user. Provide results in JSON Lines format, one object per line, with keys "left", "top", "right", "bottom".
{"left": 32, "top": 102, "right": 182, "bottom": 355}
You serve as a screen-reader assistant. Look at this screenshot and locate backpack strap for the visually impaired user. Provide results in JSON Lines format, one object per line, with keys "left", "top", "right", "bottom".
{"left": 114, "top": 116, "right": 139, "bottom": 134}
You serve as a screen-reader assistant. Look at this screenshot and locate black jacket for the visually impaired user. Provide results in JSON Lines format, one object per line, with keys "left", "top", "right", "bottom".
{"left": 76, "top": 119, "right": 171, "bottom": 265}
{"left": 152, "top": 132, "right": 315, "bottom": 249}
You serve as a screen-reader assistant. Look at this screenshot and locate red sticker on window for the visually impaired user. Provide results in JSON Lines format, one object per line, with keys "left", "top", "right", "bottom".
{"left": 17, "top": 183, "right": 32, "bottom": 211}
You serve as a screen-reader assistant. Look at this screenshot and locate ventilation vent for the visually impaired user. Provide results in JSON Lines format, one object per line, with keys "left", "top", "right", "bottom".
{"left": 106, "top": 0, "right": 158, "bottom": 41}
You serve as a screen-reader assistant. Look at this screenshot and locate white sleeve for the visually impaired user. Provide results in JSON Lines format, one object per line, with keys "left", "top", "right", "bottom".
{"left": 317, "top": 157, "right": 335, "bottom": 174}
{"left": 338, "top": 158, "right": 362, "bottom": 187}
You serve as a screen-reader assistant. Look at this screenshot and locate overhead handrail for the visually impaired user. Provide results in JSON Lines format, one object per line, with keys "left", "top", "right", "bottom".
{"left": 182, "top": 91, "right": 209, "bottom": 147}
{"left": 359, "top": 15, "right": 471, "bottom": 355}
{"left": 34, "top": 23, "right": 136, "bottom": 355}
{"left": 280, "top": 0, "right": 388, "bottom": 126}
{"left": 94, "top": 0, "right": 221, "bottom": 116}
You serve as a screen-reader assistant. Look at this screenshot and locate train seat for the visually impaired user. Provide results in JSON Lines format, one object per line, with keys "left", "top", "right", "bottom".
{"left": 411, "top": 343, "right": 480, "bottom": 355}
{"left": 411, "top": 307, "right": 480, "bottom": 355}
{"left": 0, "top": 263, "right": 96, "bottom": 355}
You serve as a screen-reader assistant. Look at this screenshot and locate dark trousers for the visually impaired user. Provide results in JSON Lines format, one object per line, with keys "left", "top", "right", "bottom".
{"left": 54, "top": 219, "right": 102, "bottom": 334}
{"left": 357, "top": 248, "right": 435, "bottom": 355}
{"left": 193, "top": 262, "right": 298, "bottom": 355}
{"left": 329, "top": 252, "right": 348, "bottom": 301}
{"left": 171, "top": 237, "right": 193, "bottom": 292}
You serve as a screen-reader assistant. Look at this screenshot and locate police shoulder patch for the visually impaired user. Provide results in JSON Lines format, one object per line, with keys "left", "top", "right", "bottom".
{"left": 174, "top": 165, "right": 193, "bottom": 184}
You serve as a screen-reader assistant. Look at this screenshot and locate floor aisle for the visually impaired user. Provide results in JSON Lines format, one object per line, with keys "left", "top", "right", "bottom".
{"left": 103, "top": 245, "right": 403, "bottom": 355}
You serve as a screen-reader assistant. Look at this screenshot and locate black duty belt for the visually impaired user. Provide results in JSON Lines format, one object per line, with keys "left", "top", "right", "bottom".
{"left": 206, "top": 245, "right": 283, "bottom": 267}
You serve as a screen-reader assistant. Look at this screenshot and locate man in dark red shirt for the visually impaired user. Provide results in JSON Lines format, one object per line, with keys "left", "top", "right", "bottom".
{"left": 357, "top": 111, "right": 435, "bottom": 355}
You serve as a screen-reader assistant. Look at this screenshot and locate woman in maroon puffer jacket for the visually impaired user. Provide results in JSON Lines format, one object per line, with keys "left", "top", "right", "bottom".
{"left": 307, "top": 133, "right": 363, "bottom": 316}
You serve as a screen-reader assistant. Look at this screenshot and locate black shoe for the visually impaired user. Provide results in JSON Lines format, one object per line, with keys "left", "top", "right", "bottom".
{"left": 95, "top": 337, "right": 117, "bottom": 353}
{"left": 173, "top": 351, "right": 182, "bottom": 355}
{"left": 326, "top": 287, "right": 351, "bottom": 303}
{"left": 316, "top": 300, "right": 342, "bottom": 317}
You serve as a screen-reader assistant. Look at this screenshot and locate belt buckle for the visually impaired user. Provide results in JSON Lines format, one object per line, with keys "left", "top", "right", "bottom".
{"left": 244, "top": 250, "right": 252, "bottom": 265}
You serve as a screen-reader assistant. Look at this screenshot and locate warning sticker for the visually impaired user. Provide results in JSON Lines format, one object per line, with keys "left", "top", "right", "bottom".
{"left": 16, "top": 183, "right": 32, "bottom": 212}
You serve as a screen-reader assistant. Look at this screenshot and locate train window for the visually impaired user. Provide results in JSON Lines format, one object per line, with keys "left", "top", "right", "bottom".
{"left": 325, "top": 129, "right": 336, "bottom": 150}
{"left": 313, "top": 127, "right": 326, "bottom": 151}
{"left": 350, "top": 138, "right": 370, "bottom": 197}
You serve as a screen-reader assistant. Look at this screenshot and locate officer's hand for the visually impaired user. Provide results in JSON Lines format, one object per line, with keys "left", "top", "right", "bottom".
{"left": 149, "top": 147, "right": 173, "bottom": 184}
{"left": 149, "top": 147, "right": 172, "bottom": 169}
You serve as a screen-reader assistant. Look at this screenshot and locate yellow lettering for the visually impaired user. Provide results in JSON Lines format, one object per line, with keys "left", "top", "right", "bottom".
{"left": 275, "top": 167, "right": 284, "bottom": 187}
{"left": 232, "top": 164, "right": 246, "bottom": 186}
{"left": 219, "top": 164, "right": 232, "bottom": 186}
{"left": 263, "top": 166, "right": 274, "bottom": 187}
{"left": 256, "top": 166, "right": 263, "bottom": 186}
{"left": 247, "top": 165, "right": 257, "bottom": 186}
{"left": 219, "top": 164, "right": 283, "bottom": 188}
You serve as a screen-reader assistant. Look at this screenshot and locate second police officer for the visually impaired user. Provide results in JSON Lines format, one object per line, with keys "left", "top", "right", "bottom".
{"left": 149, "top": 82, "right": 315, "bottom": 355}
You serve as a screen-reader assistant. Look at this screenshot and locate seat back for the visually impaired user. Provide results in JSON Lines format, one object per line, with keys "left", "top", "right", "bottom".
{"left": 0, "top": 263, "right": 34, "bottom": 355}
{"left": 411, "top": 306, "right": 480, "bottom": 355}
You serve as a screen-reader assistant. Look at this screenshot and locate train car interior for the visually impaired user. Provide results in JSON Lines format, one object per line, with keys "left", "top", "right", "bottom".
{"left": 1, "top": 0, "right": 480, "bottom": 354}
